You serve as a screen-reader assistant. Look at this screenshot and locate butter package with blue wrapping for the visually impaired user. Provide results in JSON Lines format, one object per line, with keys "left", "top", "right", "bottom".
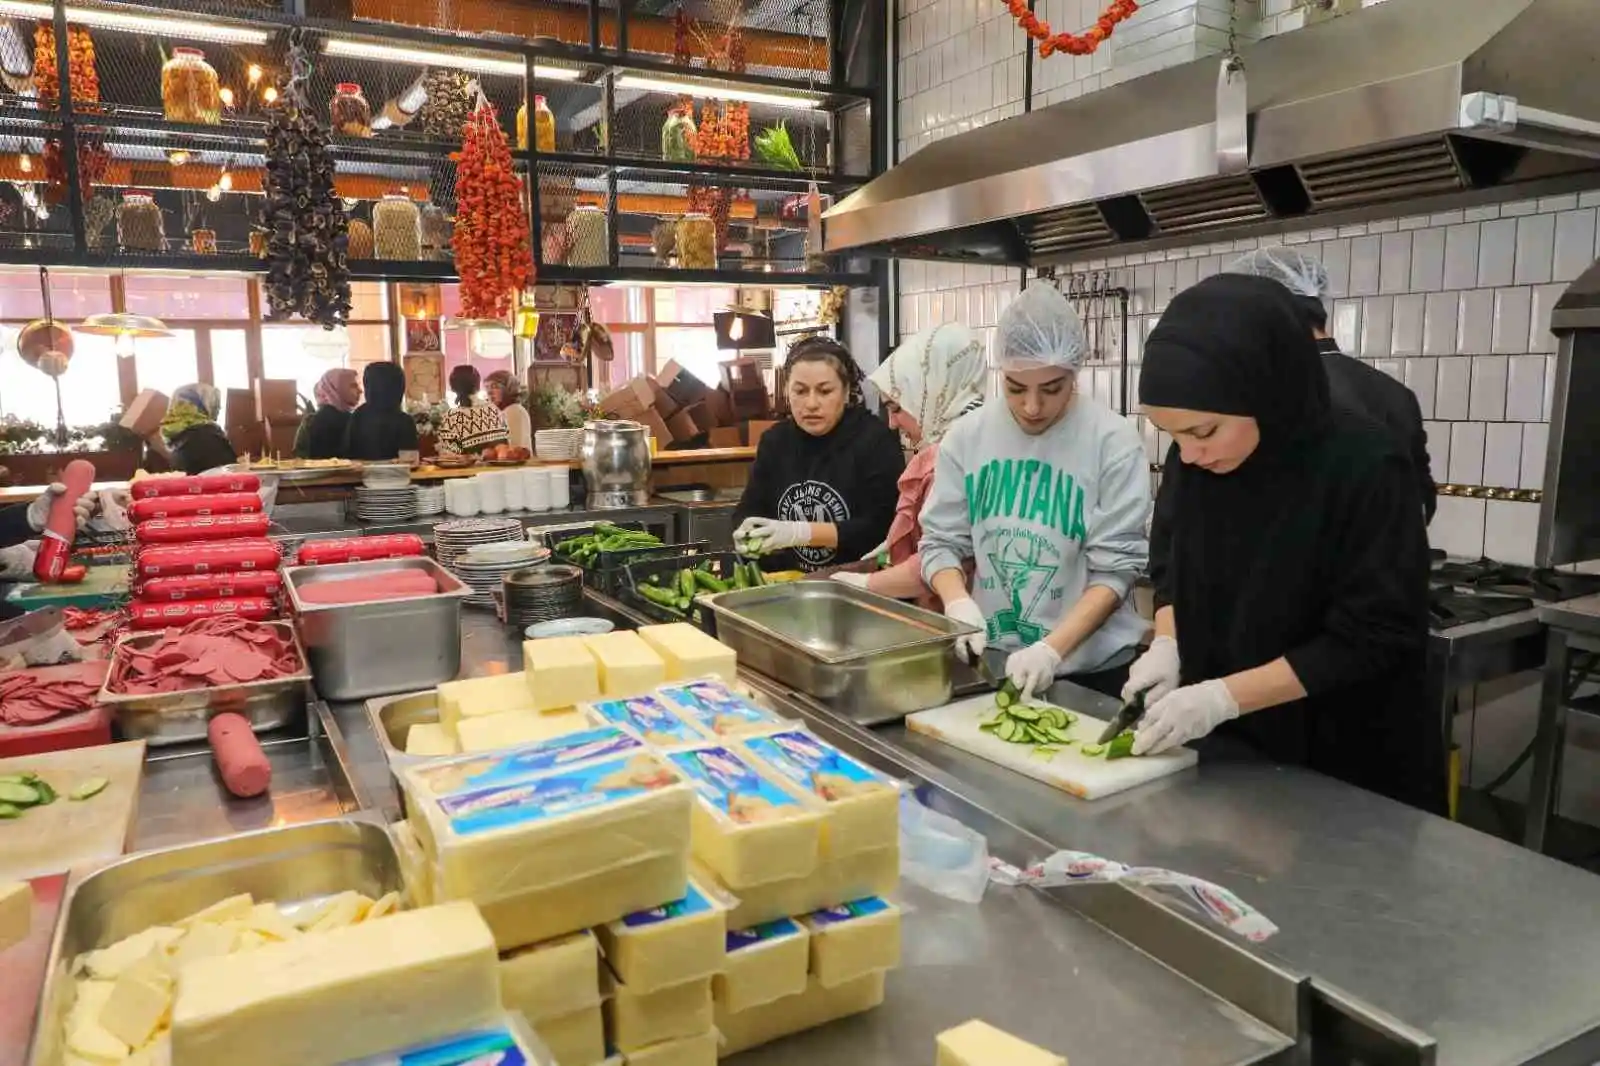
{"left": 801, "top": 896, "right": 902, "bottom": 988}
{"left": 665, "top": 744, "right": 822, "bottom": 889}
{"left": 335, "top": 1016, "right": 549, "bottom": 1066}
{"left": 740, "top": 727, "right": 899, "bottom": 858}
{"left": 714, "top": 917, "right": 810, "bottom": 1013}
{"left": 655, "top": 678, "right": 784, "bottom": 739}
{"left": 597, "top": 880, "right": 725, "bottom": 993}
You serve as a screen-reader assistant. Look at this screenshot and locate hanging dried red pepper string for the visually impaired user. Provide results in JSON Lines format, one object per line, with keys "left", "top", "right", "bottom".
{"left": 454, "top": 101, "right": 533, "bottom": 320}
{"left": 1004, "top": 0, "right": 1139, "bottom": 57}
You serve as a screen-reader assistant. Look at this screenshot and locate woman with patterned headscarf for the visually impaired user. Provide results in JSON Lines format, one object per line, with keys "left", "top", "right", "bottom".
{"left": 296, "top": 368, "right": 361, "bottom": 459}
{"left": 484, "top": 369, "right": 531, "bottom": 452}
{"left": 830, "top": 323, "right": 986, "bottom": 605}
{"left": 146, "top": 383, "right": 237, "bottom": 475}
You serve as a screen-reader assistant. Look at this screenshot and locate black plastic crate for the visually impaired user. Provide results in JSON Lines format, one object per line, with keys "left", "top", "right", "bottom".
{"left": 543, "top": 522, "right": 708, "bottom": 595}
{"left": 622, "top": 551, "right": 756, "bottom": 632}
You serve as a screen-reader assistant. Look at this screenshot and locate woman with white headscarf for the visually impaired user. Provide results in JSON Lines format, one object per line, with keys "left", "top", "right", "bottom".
{"left": 832, "top": 323, "right": 986, "bottom": 606}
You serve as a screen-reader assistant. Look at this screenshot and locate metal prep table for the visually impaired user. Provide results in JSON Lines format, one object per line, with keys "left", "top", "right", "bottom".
{"left": 1526, "top": 593, "right": 1600, "bottom": 851}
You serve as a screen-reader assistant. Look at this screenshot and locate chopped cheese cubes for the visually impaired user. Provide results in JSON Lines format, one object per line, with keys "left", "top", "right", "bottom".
{"left": 437, "top": 672, "right": 540, "bottom": 735}
{"left": 66, "top": 979, "right": 129, "bottom": 1063}
{"left": 742, "top": 728, "right": 900, "bottom": 858}
{"left": 667, "top": 744, "right": 823, "bottom": 889}
{"left": 0, "top": 881, "right": 31, "bottom": 952}
{"left": 713, "top": 917, "right": 809, "bottom": 1013}
{"left": 77, "top": 926, "right": 184, "bottom": 979}
{"left": 534, "top": 1005, "right": 605, "bottom": 1066}
{"left": 455, "top": 707, "right": 593, "bottom": 753}
{"left": 715, "top": 972, "right": 886, "bottom": 1057}
{"left": 623, "top": 1028, "right": 719, "bottom": 1066}
{"left": 583, "top": 631, "right": 668, "bottom": 698}
{"left": 404, "top": 722, "right": 459, "bottom": 756}
{"left": 170, "top": 901, "right": 500, "bottom": 1066}
{"left": 597, "top": 880, "right": 725, "bottom": 993}
{"left": 523, "top": 635, "right": 602, "bottom": 711}
{"left": 636, "top": 624, "right": 737, "bottom": 682}
{"left": 657, "top": 678, "right": 784, "bottom": 739}
{"left": 936, "top": 1019, "right": 1068, "bottom": 1066}
{"left": 499, "top": 931, "right": 601, "bottom": 1024}
{"left": 801, "top": 897, "right": 902, "bottom": 988}
{"left": 605, "top": 976, "right": 713, "bottom": 1052}
{"left": 99, "top": 967, "right": 172, "bottom": 1048}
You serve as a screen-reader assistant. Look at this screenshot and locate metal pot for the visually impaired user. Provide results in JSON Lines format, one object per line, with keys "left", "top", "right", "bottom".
{"left": 581, "top": 419, "right": 651, "bottom": 508}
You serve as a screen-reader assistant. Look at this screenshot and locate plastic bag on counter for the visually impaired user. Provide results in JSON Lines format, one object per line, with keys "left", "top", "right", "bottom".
{"left": 899, "top": 791, "right": 989, "bottom": 903}
{"left": 990, "top": 851, "right": 1278, "bottom": 942}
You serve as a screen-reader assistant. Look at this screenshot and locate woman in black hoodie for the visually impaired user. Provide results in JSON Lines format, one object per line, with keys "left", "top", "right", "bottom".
{"left": 1128, "top": 274, "right": 1440, "bottom": 813}
{"left": 732, "top": 337, "right": 905, "bottom": 572}
{"left": 341, "top": 362, "right": 419, "bottom": 461}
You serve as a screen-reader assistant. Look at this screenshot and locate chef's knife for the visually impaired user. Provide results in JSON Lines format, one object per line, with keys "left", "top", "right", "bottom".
{"left": 1097, "top": 689, "right": 1147, "bottom": 745}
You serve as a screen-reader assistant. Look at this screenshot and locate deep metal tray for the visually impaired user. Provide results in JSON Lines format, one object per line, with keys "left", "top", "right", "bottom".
{"left": 27, "top": 815, "right": 403, "bottom": 1066}
{"left": 705, "top": 582, "right": 978, "bottom": 724}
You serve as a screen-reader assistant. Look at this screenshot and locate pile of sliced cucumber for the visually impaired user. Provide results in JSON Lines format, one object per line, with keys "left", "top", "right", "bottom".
{"left": 0, "top": 772, "right": 107, "bottom": 818}
{"left": 980, "top": 682, "right": 1135, "bottom": 759}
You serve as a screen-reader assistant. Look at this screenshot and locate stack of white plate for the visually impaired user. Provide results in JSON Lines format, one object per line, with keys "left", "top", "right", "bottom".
{"left": 434, "top": 517, "right": 527, "bottom": 584}
{"left": 414, "top": 485, "right": 446, "bottom": 516}
{"left": 355, "top": 485, "right": 418, "bottom": 523}
{"left": 535, "top": 428, "right": 585, "bottom": 461}
{"left": 454, "top": 542, "right": 552, "bottom": 609}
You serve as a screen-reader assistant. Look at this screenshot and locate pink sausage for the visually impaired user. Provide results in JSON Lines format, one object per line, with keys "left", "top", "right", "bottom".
{"left": 128, "top": 596, "right": 278, "bottom": 630}
{"left": 135, "top": 538, "right": 282, "bottom": 578}
{"left": 295, "top": 534, "right": 426, "bottom": 565}
{"left": 208, "top": 712, "right": 271, "bottom": 798}
{"left": 130, "top": 473, "right": 261, "bottom": 499}
{"left": 33, "top": 459, "right": 96, "bottom": 582}
{"left": 134, "top": 513, "right": 272, "bottom": 544}
{"left": 136, "top": 570, "right": 283, "bottom": 602}
{"left": 127, "top": 493, "right": 263, "bottom": 523}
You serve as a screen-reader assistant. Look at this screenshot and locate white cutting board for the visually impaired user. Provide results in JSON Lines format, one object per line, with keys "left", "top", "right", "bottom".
{"left": 0, "top": 740, "right": 146, "bottom": 881}
{"left": 906, "top": 693, "right": 1196, "bottom": 800}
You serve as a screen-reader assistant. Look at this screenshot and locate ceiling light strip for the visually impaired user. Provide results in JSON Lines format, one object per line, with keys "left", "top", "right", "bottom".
{"left": 615, "top": 75, "right": 821, "bottom": 110}
{"left": 0, "top": 2, "right": 272, "bottom": 45}
{"left": 323, "top": 38, "right": 579, "bottom": 80}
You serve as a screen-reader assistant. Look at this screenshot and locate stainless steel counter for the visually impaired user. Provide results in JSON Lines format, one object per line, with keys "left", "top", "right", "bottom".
{"left": 1525, "top": 594, "right": 1600, "bottom": 853}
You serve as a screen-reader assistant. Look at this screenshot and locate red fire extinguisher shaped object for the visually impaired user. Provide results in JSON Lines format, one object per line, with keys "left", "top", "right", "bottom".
{"left": 33, "top": 459, "right": 95, "bottom": 583}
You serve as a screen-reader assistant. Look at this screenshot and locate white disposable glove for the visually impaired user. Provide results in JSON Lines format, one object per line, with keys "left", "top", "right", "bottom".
{"left": 1121, "top": 635, "right": 1181, "bottom": 705}
{"left": 25, "top": 482, "right": 94, "bottom": 535}
{"left": 733, "top": 517, "right": 811, "bottom": 556}
{"left": 1005, "top": 641, "right": 1062, "bottom": 702}
{"left": 1133, "top": 679, "right": 1240, "bottom": 755}
{"left": 943, "top": 596, "right": 988, "bottom": 663}
{"left": 830, "top": 571, "right": 872, "bottom": 590}
{"left": 0, "top": 541, "right": 37, "bottom": 579}
{"left": 859, "top": 540, "right": 888, "bottom": 562}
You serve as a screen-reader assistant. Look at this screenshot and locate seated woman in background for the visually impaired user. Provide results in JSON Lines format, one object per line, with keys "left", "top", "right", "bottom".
{"left": 435, "top": 365, "right": 509, "bottom": 457}
{"left": 342, "top": 362, "right": 419, "bottom": 461}
{"left": 145, "top": 384, "right": 238, "bottom": 475}
{"left": 297, "top": 368, "right": 361, "bottom": 459}
{"left": 485, "top": 370, "right": 532, "bottom": 452}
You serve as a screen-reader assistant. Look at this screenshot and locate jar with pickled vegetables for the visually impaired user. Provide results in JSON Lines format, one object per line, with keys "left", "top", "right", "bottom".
{"left": 330, "top": 83, "right": 373, "bottom": 138}
{"left": 533, "top": 95, "right": 556, "bottom": 153}
{"left": 661, "top": 105, "right": 697, "bottom": 163}
{"left": 516, "top": 103, "right": 528, "bottom": 150}
{"left": 372, "top": 194, "right": 422, "bottom": 260}
{"left": 566, "top": 204, "right": 609, "bottom": 267}
{"left": 675, "top": 212, "right": 716, "bottom": 269}
{"left": 117, "top": 192, "right": 164, "bottom": 252}
{"left": 161, "top": 48, "right": 220, "bottom": 125}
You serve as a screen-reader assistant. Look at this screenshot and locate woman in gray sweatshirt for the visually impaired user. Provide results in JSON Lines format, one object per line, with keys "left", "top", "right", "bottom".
{"left": 921, "top": 284, "right": 1151, "bottom": 700}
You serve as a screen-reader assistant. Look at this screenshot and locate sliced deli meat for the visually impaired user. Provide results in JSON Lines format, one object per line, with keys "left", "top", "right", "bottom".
{"left": 110, "top": 618, "right": 304, "bottom": 694}
{"left": 0, "top": 661, "right": 107, "bottom": 725}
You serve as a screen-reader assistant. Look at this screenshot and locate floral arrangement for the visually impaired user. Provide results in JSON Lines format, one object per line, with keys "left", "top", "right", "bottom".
{"left": 0, "top": 412, "right": 142, "bottom": 454}
{"left": 404, "top": 398, "right": 450, "bottom": 436}
{"left": 530, "top": 384, "right": 597, "bottom": 430}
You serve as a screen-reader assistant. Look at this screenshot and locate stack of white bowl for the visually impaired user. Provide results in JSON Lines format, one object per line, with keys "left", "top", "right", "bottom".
{"left": 444, "top": 478, "right": 481, "bottom": 517}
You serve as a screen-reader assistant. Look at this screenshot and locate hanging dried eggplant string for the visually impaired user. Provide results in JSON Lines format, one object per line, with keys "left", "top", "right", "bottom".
{"left": 261, "top": 30, "right": 352, "bottom": 330}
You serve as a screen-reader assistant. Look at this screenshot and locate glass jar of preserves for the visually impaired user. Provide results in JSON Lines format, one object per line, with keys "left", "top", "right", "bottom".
{"left": 675, "top": 212, "right": 716, "bottom": 269}
{"left": 516, "top": 103, "right": 527, "bottom": 150}
{"left": 330, "top": 83, "right": 373, "bottom": 138}
{"left": 117, "top": 192, "right": 164, "bottom": 252}
{"left": 249, "top": 229, "right": 268, "bottom": 257}
{"left": 661, "top": 105, "right": 697, "bottom": 162}
{"left": 533, "top": 95, "right": 556, "bottom": 153}
{"left": 346, "top": 219, "right": 374, "bottom": 259}
{"left": 161, "top": 47, "right": 220, "bottom": 125}
{"left": 420, "top": 203, "right": 452, "bottom": 260}
{"left": 566, "top": 204, "right": 609, "bottom": 267}
{"left": 190, "top": 228, "right": 217, "bottom": 254}
{"left": 372, "top": 194, "right": 421, "bottom": 260}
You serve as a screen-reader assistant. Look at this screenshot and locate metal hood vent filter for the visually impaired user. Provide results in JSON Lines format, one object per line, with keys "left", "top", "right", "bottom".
{"left": 825, "top": 0, "right": 1600, "bottom": 263}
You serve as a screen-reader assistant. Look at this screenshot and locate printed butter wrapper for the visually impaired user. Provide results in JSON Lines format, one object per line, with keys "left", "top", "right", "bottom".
{"left": 657, "top": 678, "right": 781, "bottom": 738}
{"left": 805, "top": 896, "right": 892, "bottom": 929}
{"left": 590, "top": 694, "right": 703, "bottom": 749}
{"left": 437, "top": 752, "right": 679, "bottom": 837}
{"left": 742, "top": 729, "right": 895, "bottom": 803}
{"left": 337, "top": 1024, "right": 535, "bottom": 1065}
{"left": 726, "top": 916, "right": 803, "bottom": 954}
{"left": 666, "top": 745, "right": 805, "bottom": 826}
{"left": 412, "top": 726, "right": 644, "bottom": 797}
{"left": 619, "top": 879, "right": 717, "bottom": 930}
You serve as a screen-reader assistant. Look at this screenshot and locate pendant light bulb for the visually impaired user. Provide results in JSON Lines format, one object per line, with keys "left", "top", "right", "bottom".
{"left": 262, "top": 85, "right": 279, "bottom": 104}
{"left": 206, "top": 183, "right": 222, "bottom": 203}
{"left": 219, "top": 86, "right": 234, "bottom": 108}
{"left": 218, "top": 171, "right": 233, "bottom": 192}
{"left": 115, "top": 332, "right": 134, "bottom": 358}
{"left": 729, "top": 315, "right": 745, "bottom": 341}
{"left": 247, "top": 64, "right": 263, "bottom": 86}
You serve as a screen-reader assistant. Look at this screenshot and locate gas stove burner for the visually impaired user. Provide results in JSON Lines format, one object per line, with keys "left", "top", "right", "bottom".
{"left": 1429, "top": 588, "right": 1534, "bottom": 630}
{"left": 1431, "top": 556, "right": 1600, "bottom": 604}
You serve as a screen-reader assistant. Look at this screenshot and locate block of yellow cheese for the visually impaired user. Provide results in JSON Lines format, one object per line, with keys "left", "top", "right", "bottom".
{"left": 404, "top": 721, "right": 459, "bottom": 756}
{"left": 436, "top": 672, "right": 538, "bottom": 736}
{"left": 499, "top": 930, "right": 601, "bottom": 1025}
{"left": 741, "top": 727, "right": 900, "bottom": 858}
{"left": 455, "top": 707, "right": 594, "bottom": 753}
{"left": 656, "top": 678, "right": 784, "bottom": 739}
{"left": 801, "top": 897, "right": 902, "bottom": 988}
{"left": 169, "top": 901, "right": 500, "bottom": 1066}
{"left": 605, "top": 976, "right": 713, "bottom": 1052}
{"left": 477, "top": 850, "right": 688, "bottom": 951}
{"left": 623, "top": 1028, "right": 718, "bottom": 1066}
{"left": 699, "top": 846, "right": 900, "bottom": 930}
{"left": 936, "top": 1019, "right": 1068, "bottom": 1066}
{"left": 665, "top": 744, "right": 822, "bottom": 889}
{"left": 636, "top": 624, "right": 737, "bottom": 682}
{"left": 713, "top": 917, "right": 809, "bottom": 1013}
{"left": 714, "top": 972, "right": 887, "bottom": 1057}
{"left": 582, "top": 631, "right": 667, "bottom": 698}
{"left": 596, "top": 879, "right": 725, "bottom": 993}
{"left": 391, "top": 821, "right": 433, "bottom": 907}
{"left": 523, "top": 635, "right": 602, "bottom": 711}
{"left": 0, "top": 881, "right": 31, "bottom": 952}
{"left": 533, "top": 1005, "right": 605, "bottom": 1066}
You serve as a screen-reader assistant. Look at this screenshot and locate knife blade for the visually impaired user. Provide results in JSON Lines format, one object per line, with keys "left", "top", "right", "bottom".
{"left": 971, "top": 652, "right": 998, "bottom": 687}
{"left": 1097, "top": 689, "right": 1147, "bottom": 745}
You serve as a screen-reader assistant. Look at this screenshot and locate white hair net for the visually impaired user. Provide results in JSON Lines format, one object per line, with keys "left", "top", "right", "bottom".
{"left": 996, "top": 283, "right": 1087, "bottom": 371}
{"left": 1225, "top": 246, "right": 1329, "bottom": 299}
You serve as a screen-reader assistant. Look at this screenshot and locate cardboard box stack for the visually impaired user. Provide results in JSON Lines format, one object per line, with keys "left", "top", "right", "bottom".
{"left": 597, "top": 359, "right": 774, "bottom": 450}
{"left": 254, "top": 378, "right": 301, "bottom": 458}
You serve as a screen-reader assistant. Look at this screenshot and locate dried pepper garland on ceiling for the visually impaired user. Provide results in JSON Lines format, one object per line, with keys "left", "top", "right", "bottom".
{"left": 453, "top": 100, "right": 532, "bottom": 319}
{"left": 1004, "top": 0, "right": 1140, "bottom": 57}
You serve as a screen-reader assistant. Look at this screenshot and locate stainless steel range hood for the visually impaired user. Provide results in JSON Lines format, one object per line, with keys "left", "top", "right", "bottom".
{"left": 826, "top": 0, "right": 1600, "bottom": 264}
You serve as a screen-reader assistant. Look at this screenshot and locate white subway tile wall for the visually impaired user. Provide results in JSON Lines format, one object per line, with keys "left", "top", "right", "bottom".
{"left": 895, "top": 0, "right": 1576, "bottom": 564}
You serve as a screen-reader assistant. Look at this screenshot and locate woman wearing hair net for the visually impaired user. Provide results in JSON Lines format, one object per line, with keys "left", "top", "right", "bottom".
{"left": 919, "top": 285, "right": 1151, "bottom": 700}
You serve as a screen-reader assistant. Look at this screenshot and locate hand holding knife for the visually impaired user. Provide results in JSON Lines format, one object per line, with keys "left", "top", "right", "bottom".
{"left": 1097, "top": 688, "right": 1148, "bottom": 745}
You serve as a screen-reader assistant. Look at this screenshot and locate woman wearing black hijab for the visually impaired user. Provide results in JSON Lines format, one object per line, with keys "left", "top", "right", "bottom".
{"left": 1128, "top": 273, "right": 1441, "bottom": 814}
{"left": 341, "top": 362, "right": 419, "bottom": 461}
